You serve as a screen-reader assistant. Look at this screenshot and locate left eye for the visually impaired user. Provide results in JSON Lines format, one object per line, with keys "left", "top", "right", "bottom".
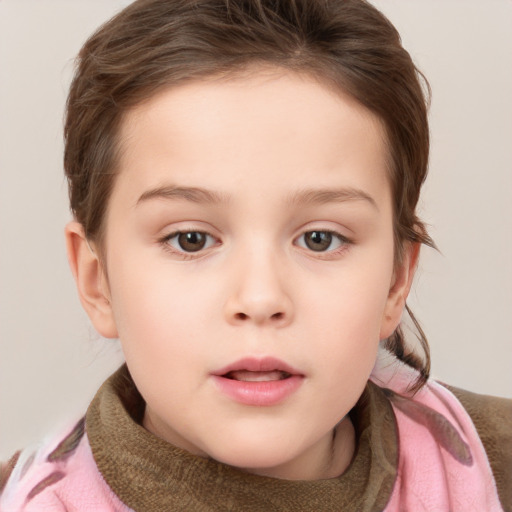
{"left": 296, "top": 230, "right": 347, "bottom": 252}
{"left": 165, "top": 231, "right": 216, "bottom": 253}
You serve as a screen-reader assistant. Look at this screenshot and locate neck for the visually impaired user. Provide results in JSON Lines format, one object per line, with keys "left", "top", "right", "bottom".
{"left": 241, "top": 416, "right": 356, "bottom": 481}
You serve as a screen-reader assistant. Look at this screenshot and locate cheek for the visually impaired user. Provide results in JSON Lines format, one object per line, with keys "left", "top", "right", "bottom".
{"left": 303, "top": 258, "right": 393, "bottom": 362}
{"left": 310, "top": 258, "right": 393, "bottom": 328}
{"left": 106, "top": 254, "right": 226, "bottom": 377}
{"left": 309, "top": 298, "right": 382, "bottom": 374}
{"left": 111, "top": 280, "right": 198, "bottom": 341}
{"left": 109, "top": 276, "right": 205, "bottom": 406}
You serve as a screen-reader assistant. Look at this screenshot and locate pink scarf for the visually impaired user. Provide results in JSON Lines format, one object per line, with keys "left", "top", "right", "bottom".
{"left": 371, "top": 352, "right": 503, "bottom": 511}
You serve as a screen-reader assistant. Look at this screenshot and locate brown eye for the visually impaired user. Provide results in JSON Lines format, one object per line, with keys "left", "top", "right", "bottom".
{"left": 177, "top": 232, "right": 207, "bottom": 252}
{"left": 303, "top": 231, "right": 333, "bottom": 251}
{"left": 164, "top": 231, "right": 216, "bottom": 253}
{"left": 296, "top": 230, "right": 349, "bottom": 253}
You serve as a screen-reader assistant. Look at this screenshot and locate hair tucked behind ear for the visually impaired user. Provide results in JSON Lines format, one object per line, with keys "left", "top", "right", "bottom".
{"left": 385, "top": 305, "right": 431, "bottom": 393}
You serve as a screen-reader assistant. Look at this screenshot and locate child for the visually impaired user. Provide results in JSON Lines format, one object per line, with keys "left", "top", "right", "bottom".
{"left": 1, "top": 0, "right": 510, "bottom": 510}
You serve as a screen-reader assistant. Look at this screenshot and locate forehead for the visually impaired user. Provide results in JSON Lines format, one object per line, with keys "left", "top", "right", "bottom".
{"left": 114, "top": 68, "right": 390, "bottom": 209}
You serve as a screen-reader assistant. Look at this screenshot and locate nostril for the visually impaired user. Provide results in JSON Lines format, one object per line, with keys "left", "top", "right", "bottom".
{"left": 235, "top": 312, "right": 248, "bottom": 321}
{"left": 271, "top": 312, "right": 284, "bottom": 321}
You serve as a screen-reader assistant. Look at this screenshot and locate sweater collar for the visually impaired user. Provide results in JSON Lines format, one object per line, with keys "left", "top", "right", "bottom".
{"left": 86, "top": 364, "right": 397, "bottom": 512}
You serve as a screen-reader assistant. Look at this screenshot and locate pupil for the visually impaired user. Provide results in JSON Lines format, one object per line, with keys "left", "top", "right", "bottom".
{"left": 178, "top": 232, "right": 206, "bottom": 252}
{"left": 305, "top": 231, "right": 332, "bottom": 251}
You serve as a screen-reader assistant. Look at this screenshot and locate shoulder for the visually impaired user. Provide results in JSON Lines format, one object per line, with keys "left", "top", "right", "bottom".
{"left": 441, "top": 383, "right": 512, "bottom": 511}
{"left": 0, "top": 418, "right": 86, "bottom": 511}
{"left": 0, "top": 451, "right": 21, "bottom": 497}
{"left": 0, "top": 418, "right": 129, "bottom": 512}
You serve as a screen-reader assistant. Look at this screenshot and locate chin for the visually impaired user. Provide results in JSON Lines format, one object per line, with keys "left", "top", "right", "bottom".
{"left": 203, "top": 431, "right": 306, "bottom": 477}
{"left": 218, "top": 452, "right": 296, "bottom": 478}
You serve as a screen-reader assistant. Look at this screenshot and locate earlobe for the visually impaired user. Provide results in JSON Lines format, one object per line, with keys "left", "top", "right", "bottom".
{"left": 65, "top": 221, "right": 118, "bottom": 339}
{"left": 380, "top": 242, "right": 420, "bottom": 340}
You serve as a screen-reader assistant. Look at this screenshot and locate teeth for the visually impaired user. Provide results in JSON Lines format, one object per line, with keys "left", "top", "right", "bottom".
{"left": 226, "top": 370, "right": 290, "bottom": 382}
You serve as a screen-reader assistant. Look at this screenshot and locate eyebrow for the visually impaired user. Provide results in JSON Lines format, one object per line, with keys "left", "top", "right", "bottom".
{"left": 136, "top": 185, "right": 229, "bottom": 206}
{"left": 136, "top": 184, "right": 378, "bottom": 211}
{"left": 287, "top": 187, "right": 379, "bottom": 211}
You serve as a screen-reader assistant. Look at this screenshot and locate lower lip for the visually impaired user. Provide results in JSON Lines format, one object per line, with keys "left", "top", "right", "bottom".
{"left": 212, "top": 375, "right": 303, "bottom": 406}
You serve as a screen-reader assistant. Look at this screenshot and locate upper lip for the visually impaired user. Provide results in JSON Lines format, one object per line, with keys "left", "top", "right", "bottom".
{"left": 212, "top": 357, "right": 303, "bottom": 377}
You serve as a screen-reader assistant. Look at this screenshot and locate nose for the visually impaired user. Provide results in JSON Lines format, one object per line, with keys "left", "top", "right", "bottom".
{"left": 223, "top": 246, "right": 293, "bottom": 328}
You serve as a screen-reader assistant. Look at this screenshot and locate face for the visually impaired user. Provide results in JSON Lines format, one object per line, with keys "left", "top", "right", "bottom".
{"left": 76, "top": 68, "right": 413, "bottom": 480}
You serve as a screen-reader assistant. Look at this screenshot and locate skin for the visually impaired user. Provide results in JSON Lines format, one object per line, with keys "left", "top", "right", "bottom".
{"left": 66, "top": 68, "right": 418, "bottom": 481}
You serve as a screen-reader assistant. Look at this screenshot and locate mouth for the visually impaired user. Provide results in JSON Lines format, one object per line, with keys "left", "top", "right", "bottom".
{"left": 223, "top": 370, "right": 292, "bottom": 382}
{"left": 211, "top": 357, "right": 304, "bottom": 406}
{"left": 213, "top": 357, "right": 303, "bottom": 380}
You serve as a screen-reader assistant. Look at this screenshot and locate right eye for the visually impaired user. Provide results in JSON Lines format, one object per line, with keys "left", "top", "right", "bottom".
{"left": 163, "top": 231, "right": 217, "bottom": 253}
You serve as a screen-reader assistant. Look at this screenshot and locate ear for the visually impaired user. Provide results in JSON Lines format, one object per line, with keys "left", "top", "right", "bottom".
{"left": 65, "top": 221, "right": 118, "bottom": 339}
{"left": 379, "top": 242, "right": 420, "bottom": 340}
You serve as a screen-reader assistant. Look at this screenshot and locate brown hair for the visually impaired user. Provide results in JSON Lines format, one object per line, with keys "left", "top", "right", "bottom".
{"left": 64, "top": 0, "right": 435, "bottom": 391}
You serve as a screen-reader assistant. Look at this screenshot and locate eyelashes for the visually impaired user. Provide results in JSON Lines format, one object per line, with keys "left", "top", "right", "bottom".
{"left": 295, "top": 230, "right": 350, "bottom": 253}
{"left": 159, "top": 228, "right": 352, "bottom": 259}
{"left": 163, "top": 231, "right": 217, "bottom": 253}
{"left": 158, "top": 230, "right": 219, "bottom": 260}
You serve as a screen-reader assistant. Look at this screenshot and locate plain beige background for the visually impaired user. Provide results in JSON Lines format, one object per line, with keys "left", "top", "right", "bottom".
{"left": 1, "top": 0, "right": 511, "bottom": 460}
